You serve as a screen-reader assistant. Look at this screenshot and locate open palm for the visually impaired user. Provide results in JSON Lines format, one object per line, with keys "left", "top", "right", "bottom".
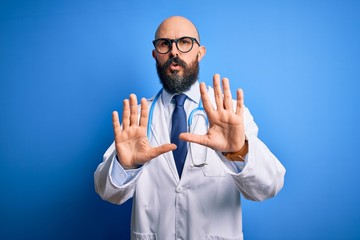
{"left": 113, "top": 94, "right": 176, "bottom": 169}
{"left": 180, "top": 74, "right": 246, "bottom": 153}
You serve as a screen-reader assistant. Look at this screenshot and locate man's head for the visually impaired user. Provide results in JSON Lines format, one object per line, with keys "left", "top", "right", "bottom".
{"left": 152, "top": 16, "right": 206, "bottom": 94}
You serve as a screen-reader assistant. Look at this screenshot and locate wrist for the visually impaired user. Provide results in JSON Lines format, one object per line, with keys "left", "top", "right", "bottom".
{"left": 222, "top": 140, "right": 248, "bottom": 162}
{"left": 116, "top": 155, "right": 140, "bottom": 169}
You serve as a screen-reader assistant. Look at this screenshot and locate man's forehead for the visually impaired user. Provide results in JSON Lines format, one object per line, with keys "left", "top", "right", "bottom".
{"left": 156, "top": 29, "right": 197, "bottom": 39}
{"left": 155, "top": 17, "right": 199, "bottom": 40}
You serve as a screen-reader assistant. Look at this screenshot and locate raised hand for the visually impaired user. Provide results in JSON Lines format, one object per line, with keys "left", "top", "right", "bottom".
{"left": 180, "top": 74, "right": 246, "bottom": 153}
{"left": 113, "top": 94, "right": 176, "bottom": 169}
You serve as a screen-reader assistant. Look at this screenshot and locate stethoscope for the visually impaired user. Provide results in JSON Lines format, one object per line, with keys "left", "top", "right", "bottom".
{"left": 147, "top": 89, "right": 209, "bottom": 167}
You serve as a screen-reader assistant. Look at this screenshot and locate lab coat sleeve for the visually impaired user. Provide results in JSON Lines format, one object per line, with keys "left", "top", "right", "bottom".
{"left": 219, "top": 106, "right": 286, "bottom": 202}
{"left": 112, "top": 156, "right": 143, "bottom": 185}
{"left": 94, "top": 142, "right": 142, "bottom": 205}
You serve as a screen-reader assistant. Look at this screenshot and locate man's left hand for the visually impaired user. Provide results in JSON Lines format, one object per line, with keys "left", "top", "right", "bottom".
{"left": 180, "top": 74, "right": 246, "bottom": 153}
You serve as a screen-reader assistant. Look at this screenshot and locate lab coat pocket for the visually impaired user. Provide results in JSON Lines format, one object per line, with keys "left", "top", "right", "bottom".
{"left": 132, "top": 231, "right": 157, "bottom": 240}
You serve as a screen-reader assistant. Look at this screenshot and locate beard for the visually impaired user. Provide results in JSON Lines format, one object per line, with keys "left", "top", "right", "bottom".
{"left": 156, "top": 56, "right": 199, "bottom": 94}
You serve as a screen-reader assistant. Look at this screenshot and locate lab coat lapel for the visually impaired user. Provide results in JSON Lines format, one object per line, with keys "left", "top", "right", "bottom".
{"left": 181, "top": 86, "right": 213, "bottom": 179}
{"left": 181, "top": 106, "right": 209, "bottom": 178}
{"left": 148, "top": 98, "right": 180, "bottom": 183}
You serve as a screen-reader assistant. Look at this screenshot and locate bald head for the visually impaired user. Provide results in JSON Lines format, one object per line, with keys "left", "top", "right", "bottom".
{"left": 155, "top": 16, "right": 200, "bottom": 43}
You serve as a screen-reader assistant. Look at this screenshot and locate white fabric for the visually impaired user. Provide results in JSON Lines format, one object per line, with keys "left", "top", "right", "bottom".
{"left": 94, "top": 82, "right": 286, "bottom": 240}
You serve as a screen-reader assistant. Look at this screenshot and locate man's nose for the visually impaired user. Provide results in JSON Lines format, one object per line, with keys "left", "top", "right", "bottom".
{"left": 169, "top": 41, "right": 179, "bottom": 57}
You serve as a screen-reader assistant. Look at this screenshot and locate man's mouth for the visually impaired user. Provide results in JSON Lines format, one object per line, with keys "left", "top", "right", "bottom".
{"left": 164, "top": 57, "right": 186, "bottom": 73}
{"left": 169, "top": 62, "right": 181, "bottom": 71}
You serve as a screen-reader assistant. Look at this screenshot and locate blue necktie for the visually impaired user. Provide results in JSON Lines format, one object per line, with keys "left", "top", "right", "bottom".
{"left": 171, "top": 94, "right": 187, "bottom": 177}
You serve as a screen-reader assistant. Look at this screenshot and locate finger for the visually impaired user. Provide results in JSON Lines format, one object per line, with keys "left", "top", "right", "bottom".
{"left": 179, "top": 132, "right": 210, "bottom": 147}
{"left": 139, "top": 98, "right": 149, "bottom": 127}
{"left": 129, "top": 94, "right": 138, "bottom": 126}
{"left": 200, "top": 82, "right": 214, "bottom": 115}
{"left": 112, "top": 111, "right": 121, "bottom": 136}
{"left": 213, "top": 74, "right": 223, "bottom": 110}
{"left": 222, "top": 77, "right": 233, "bottom": 111}
{"left": 122, "top": 99, "right": 130, "bottom": 130}
{"left": 235, "top": 89, "right": 244, "bottom": 115}
{"left": 150, "top": 143, "right": 177, "bottom": 158}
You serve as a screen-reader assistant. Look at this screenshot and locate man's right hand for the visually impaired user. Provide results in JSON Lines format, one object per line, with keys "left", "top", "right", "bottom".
{"left": 112, "top": 94, "right": 176, "bottom": 169}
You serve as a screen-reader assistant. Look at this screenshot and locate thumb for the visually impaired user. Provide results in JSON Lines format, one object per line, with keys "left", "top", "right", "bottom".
{"left": 150, "top": 144, "right": 177, "bottom": 158}
{"left": 179, "top": 133, "right": 209, "bottom": 147}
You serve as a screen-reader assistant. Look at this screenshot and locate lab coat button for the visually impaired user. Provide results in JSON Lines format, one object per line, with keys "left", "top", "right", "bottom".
{"left": 176, "top": 187, "right": 183, "bottom": 193}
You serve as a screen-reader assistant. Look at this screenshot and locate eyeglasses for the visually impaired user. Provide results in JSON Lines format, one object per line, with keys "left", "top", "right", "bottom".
{"left": 152, "top": 36, "right": 200, "bottom": 54}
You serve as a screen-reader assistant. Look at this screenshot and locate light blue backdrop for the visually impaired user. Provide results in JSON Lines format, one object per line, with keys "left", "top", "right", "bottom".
{"left": 1, "top": 0, "right": 359, "bottom": 239}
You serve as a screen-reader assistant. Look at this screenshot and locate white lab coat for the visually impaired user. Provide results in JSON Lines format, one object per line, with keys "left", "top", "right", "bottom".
{"left": 94, "top": 84, "right": 285, "bottom": 240}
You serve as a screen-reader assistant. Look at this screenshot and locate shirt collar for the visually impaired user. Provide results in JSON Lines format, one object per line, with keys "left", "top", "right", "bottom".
{"left": 161, "top": 81, "right": 200, "bottom": 106}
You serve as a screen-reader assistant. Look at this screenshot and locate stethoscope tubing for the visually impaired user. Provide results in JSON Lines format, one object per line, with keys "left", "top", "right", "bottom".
{"left": 147, "top": 88, "right": 209, "bottom": 167}
{"left": 147, "top": 89, "right": 209, "bottom": 138}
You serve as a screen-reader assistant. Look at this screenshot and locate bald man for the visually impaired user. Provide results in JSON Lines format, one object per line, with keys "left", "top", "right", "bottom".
{"left": 95, "top": 16, "right": 285, "bottom": 240}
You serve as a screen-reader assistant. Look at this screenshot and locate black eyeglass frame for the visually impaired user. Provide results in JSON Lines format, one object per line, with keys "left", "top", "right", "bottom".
{"left": 152, "top": 36, "right": 200, "bottom": 54}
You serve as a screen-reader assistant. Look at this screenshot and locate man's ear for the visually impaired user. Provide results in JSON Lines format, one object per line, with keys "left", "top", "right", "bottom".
{"left": 152, "top": 49, "right": 157, "bottom": 60}
{"left": 197, "top": 46, "right": 206, "bottom": 62}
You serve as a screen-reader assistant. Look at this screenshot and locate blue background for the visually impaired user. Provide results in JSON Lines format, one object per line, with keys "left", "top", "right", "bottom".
{"left": 1, "top": 0, "right": 359, "bottom": 239}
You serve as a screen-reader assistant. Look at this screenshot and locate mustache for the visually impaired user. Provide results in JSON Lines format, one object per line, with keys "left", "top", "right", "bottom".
{"left": 163, "top": 56, "right": 187, "bottom": 69}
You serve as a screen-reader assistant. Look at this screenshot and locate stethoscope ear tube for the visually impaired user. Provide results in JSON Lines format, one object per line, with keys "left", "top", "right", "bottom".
{"left": 147, "top": 89, "right": 163, "bottom": 138}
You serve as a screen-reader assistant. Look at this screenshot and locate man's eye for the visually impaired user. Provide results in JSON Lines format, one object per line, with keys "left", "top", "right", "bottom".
{"left": 180, "top": 39, "right": 191, "bottom": 45}
{"left": 159, "top": 40, "right": 170, "bottom": 47}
